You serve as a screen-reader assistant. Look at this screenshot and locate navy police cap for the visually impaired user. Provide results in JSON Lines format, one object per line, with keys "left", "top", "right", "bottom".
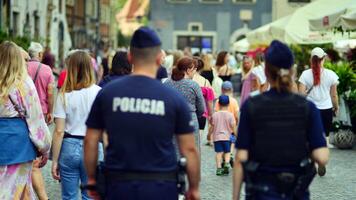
{"left": 218, "top": 95, "right": 230, "bottom": 106}
{"left": 265, "top": 40, "right": 294, "bottom": 69}
{"left": 130, "top": 27, "right": 162, "bottom": 48}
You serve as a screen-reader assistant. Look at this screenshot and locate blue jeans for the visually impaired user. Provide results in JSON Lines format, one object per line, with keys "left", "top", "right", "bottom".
{"left": 59, "top": 138, "right": 103, "bottom": 200}
{"left": 106, "top": 180, "right": 178, "bottom": 200}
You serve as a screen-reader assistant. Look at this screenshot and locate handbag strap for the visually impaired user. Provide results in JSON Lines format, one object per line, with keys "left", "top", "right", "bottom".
{"left": 306, "top": 86, "right": 314, "bottom": 96}
{"left": 33, "top": 62, "right": 42, "bottom": 83}
{"left": 8, "top": 95, "right": 27, "bottom": 119}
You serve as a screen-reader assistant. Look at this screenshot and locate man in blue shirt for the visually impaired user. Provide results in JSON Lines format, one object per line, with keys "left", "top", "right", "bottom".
{"left": 232, "top": 40, "right": 329, "bottom": 200}
{"left": 84, "top": 27, "right": 200, "bottom": 200}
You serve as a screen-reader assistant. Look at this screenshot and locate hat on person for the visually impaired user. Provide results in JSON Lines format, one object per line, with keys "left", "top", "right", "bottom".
{"left": 218, "top": 95, "right": 230, "bottom": 106}
{"left": 130, "top": 27, "right": 162, "bottom": 48}
{"left": 28, "top": 42, "right": 43, "bottom": 55}
{"left": 311, "top": 47, "right": 327, "bottom": 59}
{"left": 222, "top": 81, "right": 233, "bottom": 90}
{"left": 265, "top": 40, "right": 294, "bottom": 69}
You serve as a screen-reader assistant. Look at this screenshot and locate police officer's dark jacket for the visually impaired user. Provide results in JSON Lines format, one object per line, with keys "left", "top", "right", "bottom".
{"left": 245, "top": 92, "right": 310, "bottom": 167}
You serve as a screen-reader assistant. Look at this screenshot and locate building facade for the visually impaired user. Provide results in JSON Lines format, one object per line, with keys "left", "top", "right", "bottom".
{"left": 8, "top": 0, "right": 48, "bottom": 38}
{"left": 66, "top": 0, "right": 100, "bottom": 50}
{"left": 100, "top": 0, "right": 118, "bottom": 49}
{"left": 47, "top": 0, "right": 72, "bottom": 68}
{"left": 272, "top": 0, "right": 315, "bottom": 20}
{"left": 149, "top": 0, "right": 272, "bottom": 52}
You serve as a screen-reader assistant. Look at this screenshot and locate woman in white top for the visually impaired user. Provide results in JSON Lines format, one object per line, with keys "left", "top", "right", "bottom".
{"left": 299, "top": 47, "right": 339, "bottom": 138}
{"left": 51, "top": 51, "right": 102, "bottom": 199}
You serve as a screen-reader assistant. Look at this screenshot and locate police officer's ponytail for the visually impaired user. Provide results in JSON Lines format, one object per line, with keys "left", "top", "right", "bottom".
{"left": 265, "top": 62, "right": 292, "bottom": 93}
{"left": 264, "top": 40, "right": 294, "bottom": 93}
{"left": 171, "top": 57, "right": 197, "bottom": 81}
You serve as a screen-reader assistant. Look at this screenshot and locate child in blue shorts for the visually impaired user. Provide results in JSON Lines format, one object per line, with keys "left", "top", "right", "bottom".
{"left": 210, "top": 95, "right": 236, "bottom": 176}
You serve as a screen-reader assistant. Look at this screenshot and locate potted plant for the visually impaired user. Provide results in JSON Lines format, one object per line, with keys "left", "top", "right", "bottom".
{"left": 345, "top": 89, "right": 356, "bottom": 134}
{"left": 325, "top": 61, "right": 356, "bottom": 134}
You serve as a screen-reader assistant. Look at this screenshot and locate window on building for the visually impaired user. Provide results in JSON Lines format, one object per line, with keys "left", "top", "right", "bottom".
{"left": 167, "top": 0, "right": 191, "bottom": 3}
{"left": 177, "top": 36, "right": 213, "bottom": 53}
{"left": 34, "top": 13, "right": 40, "bottom": 39}
{"left": 232, "top": 0, "right": 256, "bottom": 3}
{"left": 288, "top": 0, "right": 311, "bottom": 2}
{"left": 12, "top": 12, "right": 19, "bottom": 35}
{"left": 199, "top": 0, "right": 223, "bottom": 3}
{"left": 59, "top": 0, "right": 63, "bottom": 13}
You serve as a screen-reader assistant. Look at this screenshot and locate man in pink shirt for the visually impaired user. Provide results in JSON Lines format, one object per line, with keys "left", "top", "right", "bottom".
{"left": 27, "top": 42, "right": 55, "bottom": 124}
{"left": 27, "top": 42, "right": 54, "bottom": 200}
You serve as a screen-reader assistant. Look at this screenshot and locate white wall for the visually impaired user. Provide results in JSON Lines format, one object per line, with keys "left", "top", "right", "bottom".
{"left": 10, "top": 0, "right": 72, "bottom": 67}
{"left": 272, "top": 0, "right": 317, "bottom": 20}
{"left": 11, "top": 0, "right": 48, "bottom": 39}
{"left": 49, "top": 0, "right": 72, "bottom": 65}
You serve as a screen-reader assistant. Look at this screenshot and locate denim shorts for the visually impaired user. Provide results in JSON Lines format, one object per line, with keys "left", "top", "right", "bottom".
{"left": 230, "top": 134, "right": 236, "bottom": 143}
{"left": 214, "top": 141, "right": 231, "bottom": 153}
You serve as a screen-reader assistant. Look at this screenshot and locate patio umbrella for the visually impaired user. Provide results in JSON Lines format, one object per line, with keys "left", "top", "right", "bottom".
{"left": 247, "top": 0, "right": 356, "bottom": 46}
{"left": 309, "top": 0, "right": 356, "bottom": 31}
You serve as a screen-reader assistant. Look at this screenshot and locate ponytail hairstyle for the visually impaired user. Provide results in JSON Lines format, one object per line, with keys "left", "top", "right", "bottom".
{"left": 265, "top": 62, "right": 293, "bottom": 93}
{"left": 310, "top": 55, "right": 323, "bottom": 86}
{"left": 171, "top": 57, "right": 197, "bottom": 81}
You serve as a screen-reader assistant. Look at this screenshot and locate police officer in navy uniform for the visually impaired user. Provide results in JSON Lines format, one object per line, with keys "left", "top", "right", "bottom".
{"left": 84, "top": 27, "right": 201, "bottom": 200}
{"left": 232, "top": 40, "right": 329, "bottom": 200}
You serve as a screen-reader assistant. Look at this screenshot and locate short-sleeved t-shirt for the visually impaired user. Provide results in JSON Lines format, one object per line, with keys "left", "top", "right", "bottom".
{"left": 54, "top": 84, "right": 101, "bottom": 136}
{"left": 211, "top": 111, "right": 235, "bottom": 142}
{"left": 215, "top": 96, "right": 239, "bottom": 122}
{"left": 299, "top": 68, "right": 339, "bottom": 109}
{"left": 86, "top": 75, "right": 194, "bottom": 172}
{"left": 236, "top": 89, "right": 327, "bottom": 151}
{"left": 27, "top": 60, "right": 54, "bottom": 114}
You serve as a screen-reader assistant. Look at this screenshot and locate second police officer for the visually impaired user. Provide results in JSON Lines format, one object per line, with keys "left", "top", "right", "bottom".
{"left": 232, "top": 40, "right": 330, "bottom": 200}
{"left": 84, "top": 27, "right": 201, "bottom": 200}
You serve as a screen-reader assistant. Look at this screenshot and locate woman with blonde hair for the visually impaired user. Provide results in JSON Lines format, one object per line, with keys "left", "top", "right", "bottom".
{"left": 0, "top": 41, "right": 51, "bottom": 199}
{"left": 51, "top": 50, "right": 103, "bottom": 199}
{"left": 201, "top": 54, "right": 223, "bottom": 97}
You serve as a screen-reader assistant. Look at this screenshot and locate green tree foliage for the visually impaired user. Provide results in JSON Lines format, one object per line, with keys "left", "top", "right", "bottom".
{"left": 0, "top": 31, "right": 31, "bottom": 49}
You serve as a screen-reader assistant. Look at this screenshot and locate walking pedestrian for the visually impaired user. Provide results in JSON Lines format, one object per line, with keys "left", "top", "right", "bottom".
{"left": 240, "top": 55, "right": 257, "bottom": 107}
{"left": 156, "top": 50, "right": 168, "bottom": 81}
{"left": 251, "top": 52, "right": 268, "bottom": 92}
{"left": 215, "top": 51, "right": 235, "bottom": 82}
{"left": 201, "top": 54, "right": 223, "bottom": 97}
{"left": 27, "top": 41, "right": 55, "bottom": 200}
{"left": 214, "top": 81, "right": 239, "bottom": 163}
{"left": 27, "top": 42, "right": 55, "bottom": 125}
{"left": 233, "top": 40, "right": 329, "bottom": 200}
{"left": 298, "top": 47, "right": 339, "bottom": 176}
{"left": 42, "top": 46, "right": 56, "bottom": 70}
{"left": 0, "top": 41, "right": 51, "bottom": 200}
{"left": 164, "top": 57, "right": 206, "bottom": 151}
{"left": 98, "top": 51, "right": 132, "bottom": 87}
{"left": 84, "top": 27, "right": 200, "bottom": 200}
{"left": 200, "top": 54, "right": 215, "bottom": 85}
{"left": 193, "top": 57, "right": 215, "bottom": 133}
{"left": 51, "top": 50, "right": 103, "bottom": 199}
{"left": 210, "top": 95, "right": 236, "bottom": 176}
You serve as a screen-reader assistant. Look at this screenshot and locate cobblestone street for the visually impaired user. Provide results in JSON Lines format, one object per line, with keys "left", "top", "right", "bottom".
{"left": 42, "top": 135, "right": 356, "bottom": 200}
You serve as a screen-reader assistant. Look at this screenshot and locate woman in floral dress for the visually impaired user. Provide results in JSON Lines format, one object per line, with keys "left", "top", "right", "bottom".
{"left": 0, "top": 41, "right": 51, "bottom": 199}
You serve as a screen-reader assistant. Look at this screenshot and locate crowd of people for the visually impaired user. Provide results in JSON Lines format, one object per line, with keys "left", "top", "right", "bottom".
{"left": 0, "top": 26, "right": 339, "bottom": 200}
